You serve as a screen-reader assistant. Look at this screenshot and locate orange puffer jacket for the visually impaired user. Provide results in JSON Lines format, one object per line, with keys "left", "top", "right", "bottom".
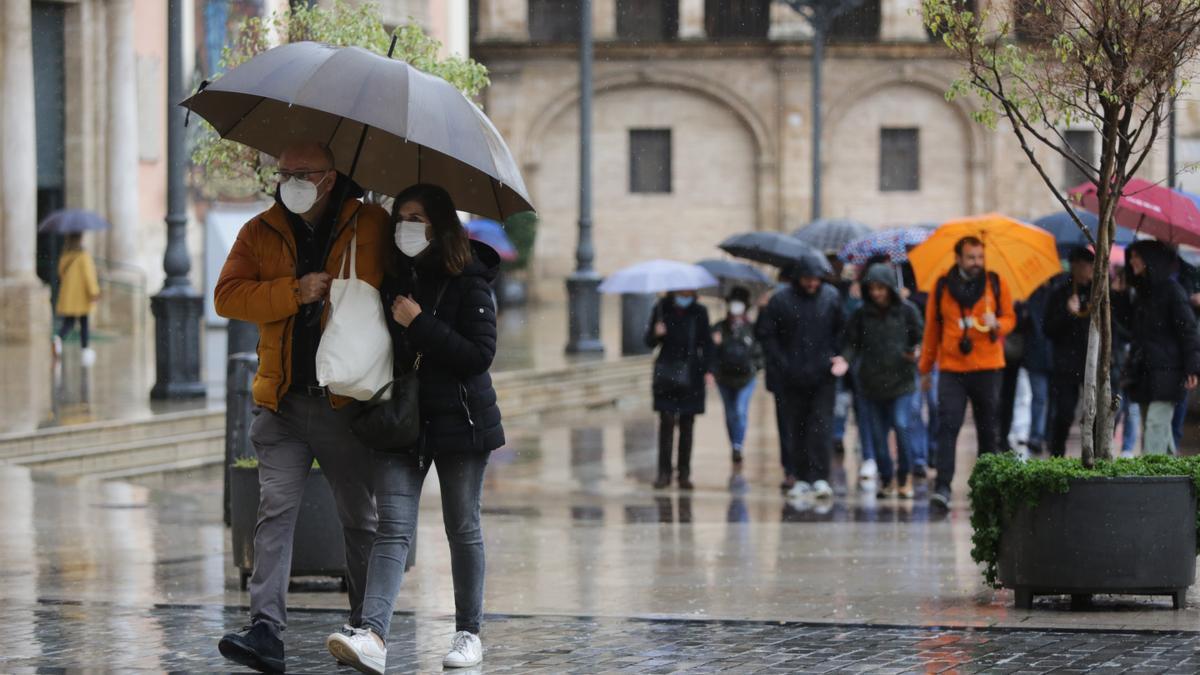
{"left": 918, "top": 271, "right": 1016, "bottom": 374}
{"left": 214, "top": 199, "right": 390, "bottom": 411}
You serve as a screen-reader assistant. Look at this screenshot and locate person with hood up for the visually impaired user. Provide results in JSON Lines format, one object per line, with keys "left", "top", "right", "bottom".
{"left": 1042, "top": 246, "right": 1102, "bottom": 457}
{"left": 646, "top": 289, "right": 717, "bottom": 490}
{"left": 1119, "top": 240, "right": 1200, "bottom": 456}
{"left": 325, "top": 184, "right": 505, "bottom": 673}
{"left": 758, "top": 255, "right": 849, "bottom": 501}
{"left": 756, "top": 269, "right": 799, "bottom": 491}
{"left": 843, "top": 263, "right": 924, "bottom": 498}
{"left": 215, "top": 141, "right": 387, "bottom": 674}
{"left": 918, "top": 236, "right": 1016, "bottom": 510}
{"left": 712, "top": 286, "right": 764, "bottom": 468}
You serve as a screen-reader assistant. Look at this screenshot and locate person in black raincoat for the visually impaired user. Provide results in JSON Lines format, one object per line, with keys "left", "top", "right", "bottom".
{"left": 758, "top": 255, "right": 848, "bottom": 500}
{"left": 1042, "top": 247, "right": 1098, "bottom": 457}
{"left": 756, "top": 270, "right": 798, "bottom": 491}
{"left": 646, "top": 290, "right": 716, "bottom": 490}
{"left": 1119, "top": 240, "right": 1200, "bottom": 455}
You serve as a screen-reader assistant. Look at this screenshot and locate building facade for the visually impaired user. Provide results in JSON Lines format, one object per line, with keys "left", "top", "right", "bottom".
{"left": 471, "top": 0, "right": 1198, "bottom": 295}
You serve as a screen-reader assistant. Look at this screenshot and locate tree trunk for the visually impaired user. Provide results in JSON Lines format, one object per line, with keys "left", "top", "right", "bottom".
{"left": 1081, "top": 187, "right": 1120, "bottom": 466}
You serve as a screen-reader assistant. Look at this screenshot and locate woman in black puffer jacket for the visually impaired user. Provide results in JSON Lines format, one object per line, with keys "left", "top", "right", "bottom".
{"left": 335, "top": 184, "right": 501, "bottom": 672}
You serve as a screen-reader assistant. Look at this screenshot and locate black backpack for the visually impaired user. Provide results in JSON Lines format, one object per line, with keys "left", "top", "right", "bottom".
{"left": 717, "top": 322, "right": 755, "bottom": 378}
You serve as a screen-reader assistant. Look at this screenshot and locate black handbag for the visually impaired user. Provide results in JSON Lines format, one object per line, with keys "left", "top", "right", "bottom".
{"left": 351, "top": 280, "right": 449, "bottom": 454}
{"left": 653, "top": 309, "right": 698, "bottom": 396}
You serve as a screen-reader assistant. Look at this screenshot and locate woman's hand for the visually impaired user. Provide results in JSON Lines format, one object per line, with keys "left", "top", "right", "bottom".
{"left": 392, "top": 295, "right": 422, "bottom": 327}
{"left": 654, "top": 321, "right": 667, "bottom": 338}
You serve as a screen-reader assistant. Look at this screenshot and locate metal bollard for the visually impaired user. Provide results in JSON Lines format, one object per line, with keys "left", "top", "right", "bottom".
{"left": 224, "top": 352, "right": 258, "bottom": 527}
{"left": 621, "top": 293, "right": 657, "bottom": 356}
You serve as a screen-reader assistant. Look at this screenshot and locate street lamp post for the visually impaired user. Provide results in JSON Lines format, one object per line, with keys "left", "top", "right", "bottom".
{"left": 566, "top": 0, "right": 604, "bottom": 354}
{"left": 151, "top": 0, "right": 205, "bottom": 400}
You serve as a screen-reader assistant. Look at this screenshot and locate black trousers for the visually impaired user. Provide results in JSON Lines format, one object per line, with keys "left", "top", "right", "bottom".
{"left": 1047, "top": 372, "right": 1083, "bottom": 458}
{"left": 658, "top": 413, "right": 695, "bottom": 478}
{"left": 782, "top": 380, "right": 837, "bottom": 484}
{"left": 774, "top": 393, "right": 796, "bottom": 477}
{"left": 935, "top": 369, "right": 1002, "bottom": 491}
{"left": 58, "top": 315, "right": 90, "bottom": 349}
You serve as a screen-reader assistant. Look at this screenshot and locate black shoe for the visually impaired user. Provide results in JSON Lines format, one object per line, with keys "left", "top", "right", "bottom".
{"left": 678, "top": 476, "right": 695, "bottom": 491}
{"left": 1027, "top": 441, "right": 1044, "bottom": 456}
{"left": 219, "top": 621, "right": 285, "bottom": 673}
{"left": 929, "top": 486, "right": 951, "bottom": 511}
{"left": 912, "top": 464, "right": 928, "bottom": 480}
{"left": 732, "top": 450, "right": 744, "bottom": 465}
{"left": 653, "top": 474, "right": 671, "bottom": 490}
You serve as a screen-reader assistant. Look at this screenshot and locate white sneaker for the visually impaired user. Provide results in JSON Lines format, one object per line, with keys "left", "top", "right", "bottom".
{"left": 443, "top": 630, "right": 483, "bottom": 668}
{"left": 80, "top": 347, "right": 97, "bottom": 367}
{"left": 1120, "top": 450, "right": 1135, "bottom": 458}
{"left": 787, "top": 480, "right": 813, "bottom": 499}
{"left": 52, "top": 335, "right": 63, "bottom": 358}
{"left": 812, "top": 480, "right": 834, "bottom": 500}
{"left": 326, "top": 627, "right": 386, "bottom": 675}
{"left": 859, "top": 458, "right": 878, "bottom": 481}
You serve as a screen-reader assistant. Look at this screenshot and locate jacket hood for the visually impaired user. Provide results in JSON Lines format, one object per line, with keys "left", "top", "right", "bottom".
{"left": 863, "top": 263, "right": 901, "bottom": 294}
{"left": 1128, "top": 239, "right": 1177, "bottom": 286}
{"left": 463, "top": 239, "right": 501, "bottom": 282}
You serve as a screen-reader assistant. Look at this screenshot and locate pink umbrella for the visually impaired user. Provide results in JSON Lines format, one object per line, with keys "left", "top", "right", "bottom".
{"left": 1070, "top": 178, "right": 1200, "bottom": 248}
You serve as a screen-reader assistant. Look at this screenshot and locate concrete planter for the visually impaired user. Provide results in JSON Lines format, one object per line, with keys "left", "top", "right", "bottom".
{"left": 230, "top": 465, "right": 347, "bottom": 590}
{"left": 998, "top": 476, "right": 1197, "bottom": 609}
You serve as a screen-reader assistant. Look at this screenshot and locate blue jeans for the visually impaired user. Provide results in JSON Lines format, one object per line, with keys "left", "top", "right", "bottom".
{"left": 1172, "top": 390, "right": 1191, "bottom": 448}
{"left": 833, "top": 377, "right": 850, "bottom": 441}
{"left": 852, "top": 375, "right": 878, "bottom": 463}
{"left": 1118, "top": 395, "right": 1141, "bottom": 453}
{"left": 360, "top": 450, "right": 489, "bottom": 639}
{"left": 865, "top": 392, "right": 917, "bottom": 484}
{"left": 907, "top": 374, "right": 929, "bottom": 470}
{"left": 718, "top": 380, "right": 756, "bottom": 451}
{"left": 1026, "top": 370, "right": 1050, "bottom": 447}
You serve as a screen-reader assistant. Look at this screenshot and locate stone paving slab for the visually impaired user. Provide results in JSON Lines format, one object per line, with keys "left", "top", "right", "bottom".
{"left": 4, "top": 601, "right": 1200, "bottom": 674}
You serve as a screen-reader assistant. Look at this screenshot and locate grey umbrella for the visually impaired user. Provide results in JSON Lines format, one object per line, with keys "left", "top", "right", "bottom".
{"left": 719, "top": 231, "right": 828, "bottom": 271}
{"left": 37, "top": 209, "right": 111, "bottom": 234}
{"left": 792, "top": 218, "right": 872, "bottom": 254}
{"left": 181, "top": 41, "right": 532, "bottom": 220}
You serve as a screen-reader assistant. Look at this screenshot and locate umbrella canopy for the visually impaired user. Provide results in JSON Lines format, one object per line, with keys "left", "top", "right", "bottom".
{"left": 695, "top": 258, "right": 773, "bottom": 298}
{"left": 1069, "top": 179, "right": 1200, "bottom": 248}
{"left": 1033, "top": 209, "right": 1135, "bottom": 255}
{"left": 182, "top": 41, "right": 532, "bottom": 220}
{"left": 37, "top": 209, "right": 111, "bottom": 234}
{"left": 792, "top": 218, "right": 872, "bottom": 254}
{"left": 839, "top": 226, "right": 933, "bottom": 264}
{"left": 719, "top": 231, "right": 828, "bottom": 271}
{"left": 465, "top": 219, "right": 517, "bottom": 262}
{"left": 598, "top": 260, "right": 719, "bottom": 295}
{"left": 908, "top": 213, "right": 1061, "bottom": 300}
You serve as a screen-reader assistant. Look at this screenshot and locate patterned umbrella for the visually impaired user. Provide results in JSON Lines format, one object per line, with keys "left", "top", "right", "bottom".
{"left": 839, "top": 226, "right": 933, "bottom": 264}
{"left": 792, "top": 218, "right": 872, "bottom": 254}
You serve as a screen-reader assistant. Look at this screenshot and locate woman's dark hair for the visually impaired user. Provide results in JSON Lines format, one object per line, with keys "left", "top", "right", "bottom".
{"left": 392, "top": 183, "right": 471, "bottom": 276}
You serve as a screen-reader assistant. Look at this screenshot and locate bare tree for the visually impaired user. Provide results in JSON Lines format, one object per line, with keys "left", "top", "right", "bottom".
{"left": 924, "top": 0, "right": 1200, "bottom": 465}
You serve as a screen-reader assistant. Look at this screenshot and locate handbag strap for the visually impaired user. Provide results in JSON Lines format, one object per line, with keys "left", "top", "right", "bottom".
{"left": 339, "top": 215, "right": 360, "bottom": 281}
{"left": 411, "top": 279, "right": 451, "bottom": 372}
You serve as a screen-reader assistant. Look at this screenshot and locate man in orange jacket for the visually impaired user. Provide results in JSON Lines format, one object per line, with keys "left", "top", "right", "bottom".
{"left": 918, "top": 236, "right": 1015, "bottom": 510}
{"left": 214, "top": 141, "right": 390, "bottom": 673}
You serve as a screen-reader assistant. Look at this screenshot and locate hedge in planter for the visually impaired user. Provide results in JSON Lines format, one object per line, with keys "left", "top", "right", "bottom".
{"left": 970, "top": 453, "right": 1200, "bottom": 608}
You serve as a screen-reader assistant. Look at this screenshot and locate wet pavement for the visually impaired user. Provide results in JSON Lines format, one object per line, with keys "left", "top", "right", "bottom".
{"left": 3, "top": 387, "right": 1200, "bottom": 672}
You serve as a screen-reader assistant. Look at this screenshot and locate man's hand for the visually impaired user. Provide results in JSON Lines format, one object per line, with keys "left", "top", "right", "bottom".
{"left": 705, "top": 373, "right": 716, "bottom": 387}
{"left": 712, "top": 331, "right": 724, "bottom": 347}
{"left": 1188, "top": 374, "right": 1199, "bottom": 391}
{"left": 1190, "top": 292, "right": 1200, "bottom": 309}
{"left": 391, "top": 295, "right": 423, "bottom": 327}
{"left": 902, "top": 349, "right": 919, "bottom": 363}
{"left": 298, "top": 272, "right": 332, "bottom": 304}
{"left": 654, "top": 322, "right": 668, "bottom": 338}
{"left": 981, "top": 311, "right": 999, "bottom": 330}
{"left": 1067, "top": 295, "right": 1082, "bottom": 315}
{"left": 830, "top": 355, "right": 849, "bottom": 377}
{"left": 921, "top": 373, "right": 933, "bottom": 392}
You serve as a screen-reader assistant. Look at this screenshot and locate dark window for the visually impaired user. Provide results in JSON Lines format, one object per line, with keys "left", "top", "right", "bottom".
{"left": 829, "top": 0, "right": 881, "bottom": 42}
{"left": 705, "top": 0, "right": 771, "bottom": 39}
{"left": 880, "top": 128, "right": 920, "bottom": 192}
{"left": 617, "top": 0, "right": 679, "bottom": 41}
{"left": 630, "top": 129, "right": 672, "bottom": 194}
{"left": 1062, "top": 130, "right": 1094, "bottom": 190}
{"left": 529, "top": 0, "right": 582, "bottom": 42}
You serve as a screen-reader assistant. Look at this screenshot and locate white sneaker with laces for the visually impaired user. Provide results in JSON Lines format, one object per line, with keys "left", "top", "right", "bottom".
{"left": 326, "top": 627, "right": 386, "bottom": 675}
{"left": 859, "top": 458, "right": 878, "bottom": 481}
{"left": 81, "top": 347, "right": 97, "bottom": 367}
{"left": 443, "top": 630, "right": 483, "bottom": 668}
{"left": 812, "top": 480, "right": 834, "bottom": 500}
{"left": 787, "top": 480, "right": 813, "bottom": 499}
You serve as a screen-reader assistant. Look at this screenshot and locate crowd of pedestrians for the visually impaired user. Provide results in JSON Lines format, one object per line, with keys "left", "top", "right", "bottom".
{"left": 645, "top": 234, "right": 1200, "bottom": 511}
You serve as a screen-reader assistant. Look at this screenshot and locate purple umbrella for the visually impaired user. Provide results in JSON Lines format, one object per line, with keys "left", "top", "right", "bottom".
{"left": 839, "top": 226, "right": 932, "bottom": 264}
{"left": 465, "top": 219, "right": 518, "bottom": 262}
{"left": 37, "top": 209, "right": 112, "bottom": 234}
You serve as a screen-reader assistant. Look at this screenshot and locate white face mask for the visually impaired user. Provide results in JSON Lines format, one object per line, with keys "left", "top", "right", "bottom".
{"left": 279, "top": 173, "right": 328, "bottom": 215}
{"left": 396, "top": 220, "right": 430, "bottom": 258}
{"left": 729, "top": 301, "right": 747, "bottom": 317}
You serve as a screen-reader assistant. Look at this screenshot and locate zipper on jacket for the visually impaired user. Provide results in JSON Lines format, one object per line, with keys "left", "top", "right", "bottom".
{"left": 459, "top": 384, "right": 477, "bottom": 445}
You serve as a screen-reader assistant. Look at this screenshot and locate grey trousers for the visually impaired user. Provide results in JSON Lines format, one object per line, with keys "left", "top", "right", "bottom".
{"left": 248, "top": 393, "right": 378, "bottom": 633}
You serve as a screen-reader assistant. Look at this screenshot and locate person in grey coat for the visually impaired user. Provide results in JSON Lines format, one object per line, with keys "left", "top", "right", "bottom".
{"left": 646, "top": 291, "right": 716, "bottom": 490}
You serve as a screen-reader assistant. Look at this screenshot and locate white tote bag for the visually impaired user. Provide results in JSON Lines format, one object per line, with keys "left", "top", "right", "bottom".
{"left": 315, "top": 221, "right": 394, "bottom": 401}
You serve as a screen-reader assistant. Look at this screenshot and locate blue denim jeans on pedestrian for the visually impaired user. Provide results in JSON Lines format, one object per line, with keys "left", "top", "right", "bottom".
{"left": 864, "top": 392, "right": 917, "bottom": 484}
{"left": 718, "top": 380, "right": 756, "bottom": 452}
{"left": 1172, "top": 389, "right": 1191, "bottom": 448}
{"left": 1118, "top": 395, "right": 1141, "bottom": 453}
{"left": 360, "top": 450, "right": 489, "bottom": 640}
{"left": 907, "top": 374, "right": 928, "bottom": 471}
{"left": 1026, "top": 370, "right": 1050, "bottom": 447}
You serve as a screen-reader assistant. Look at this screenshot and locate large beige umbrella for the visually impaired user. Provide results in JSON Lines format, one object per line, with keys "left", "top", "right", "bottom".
{"left": 182, "top": 41, "right": 532, "bottom": 220}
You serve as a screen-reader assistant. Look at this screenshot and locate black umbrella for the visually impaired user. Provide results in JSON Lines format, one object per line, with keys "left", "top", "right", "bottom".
{"left": 696, "top": 258, "right": 773, "bottom": 298}
{"left": 719, "top": 231, "right": 829, "bottom": 272}
{"left": 792, "top": 218, "right": 872, "bottom": 254}
{"left": 38, "top": 209, "right": 111, "bottom": 234}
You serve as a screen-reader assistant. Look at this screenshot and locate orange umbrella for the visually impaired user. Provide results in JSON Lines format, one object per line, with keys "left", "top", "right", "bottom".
{"left": 908, "top": 213, "right": 1061, "bottom": 300}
